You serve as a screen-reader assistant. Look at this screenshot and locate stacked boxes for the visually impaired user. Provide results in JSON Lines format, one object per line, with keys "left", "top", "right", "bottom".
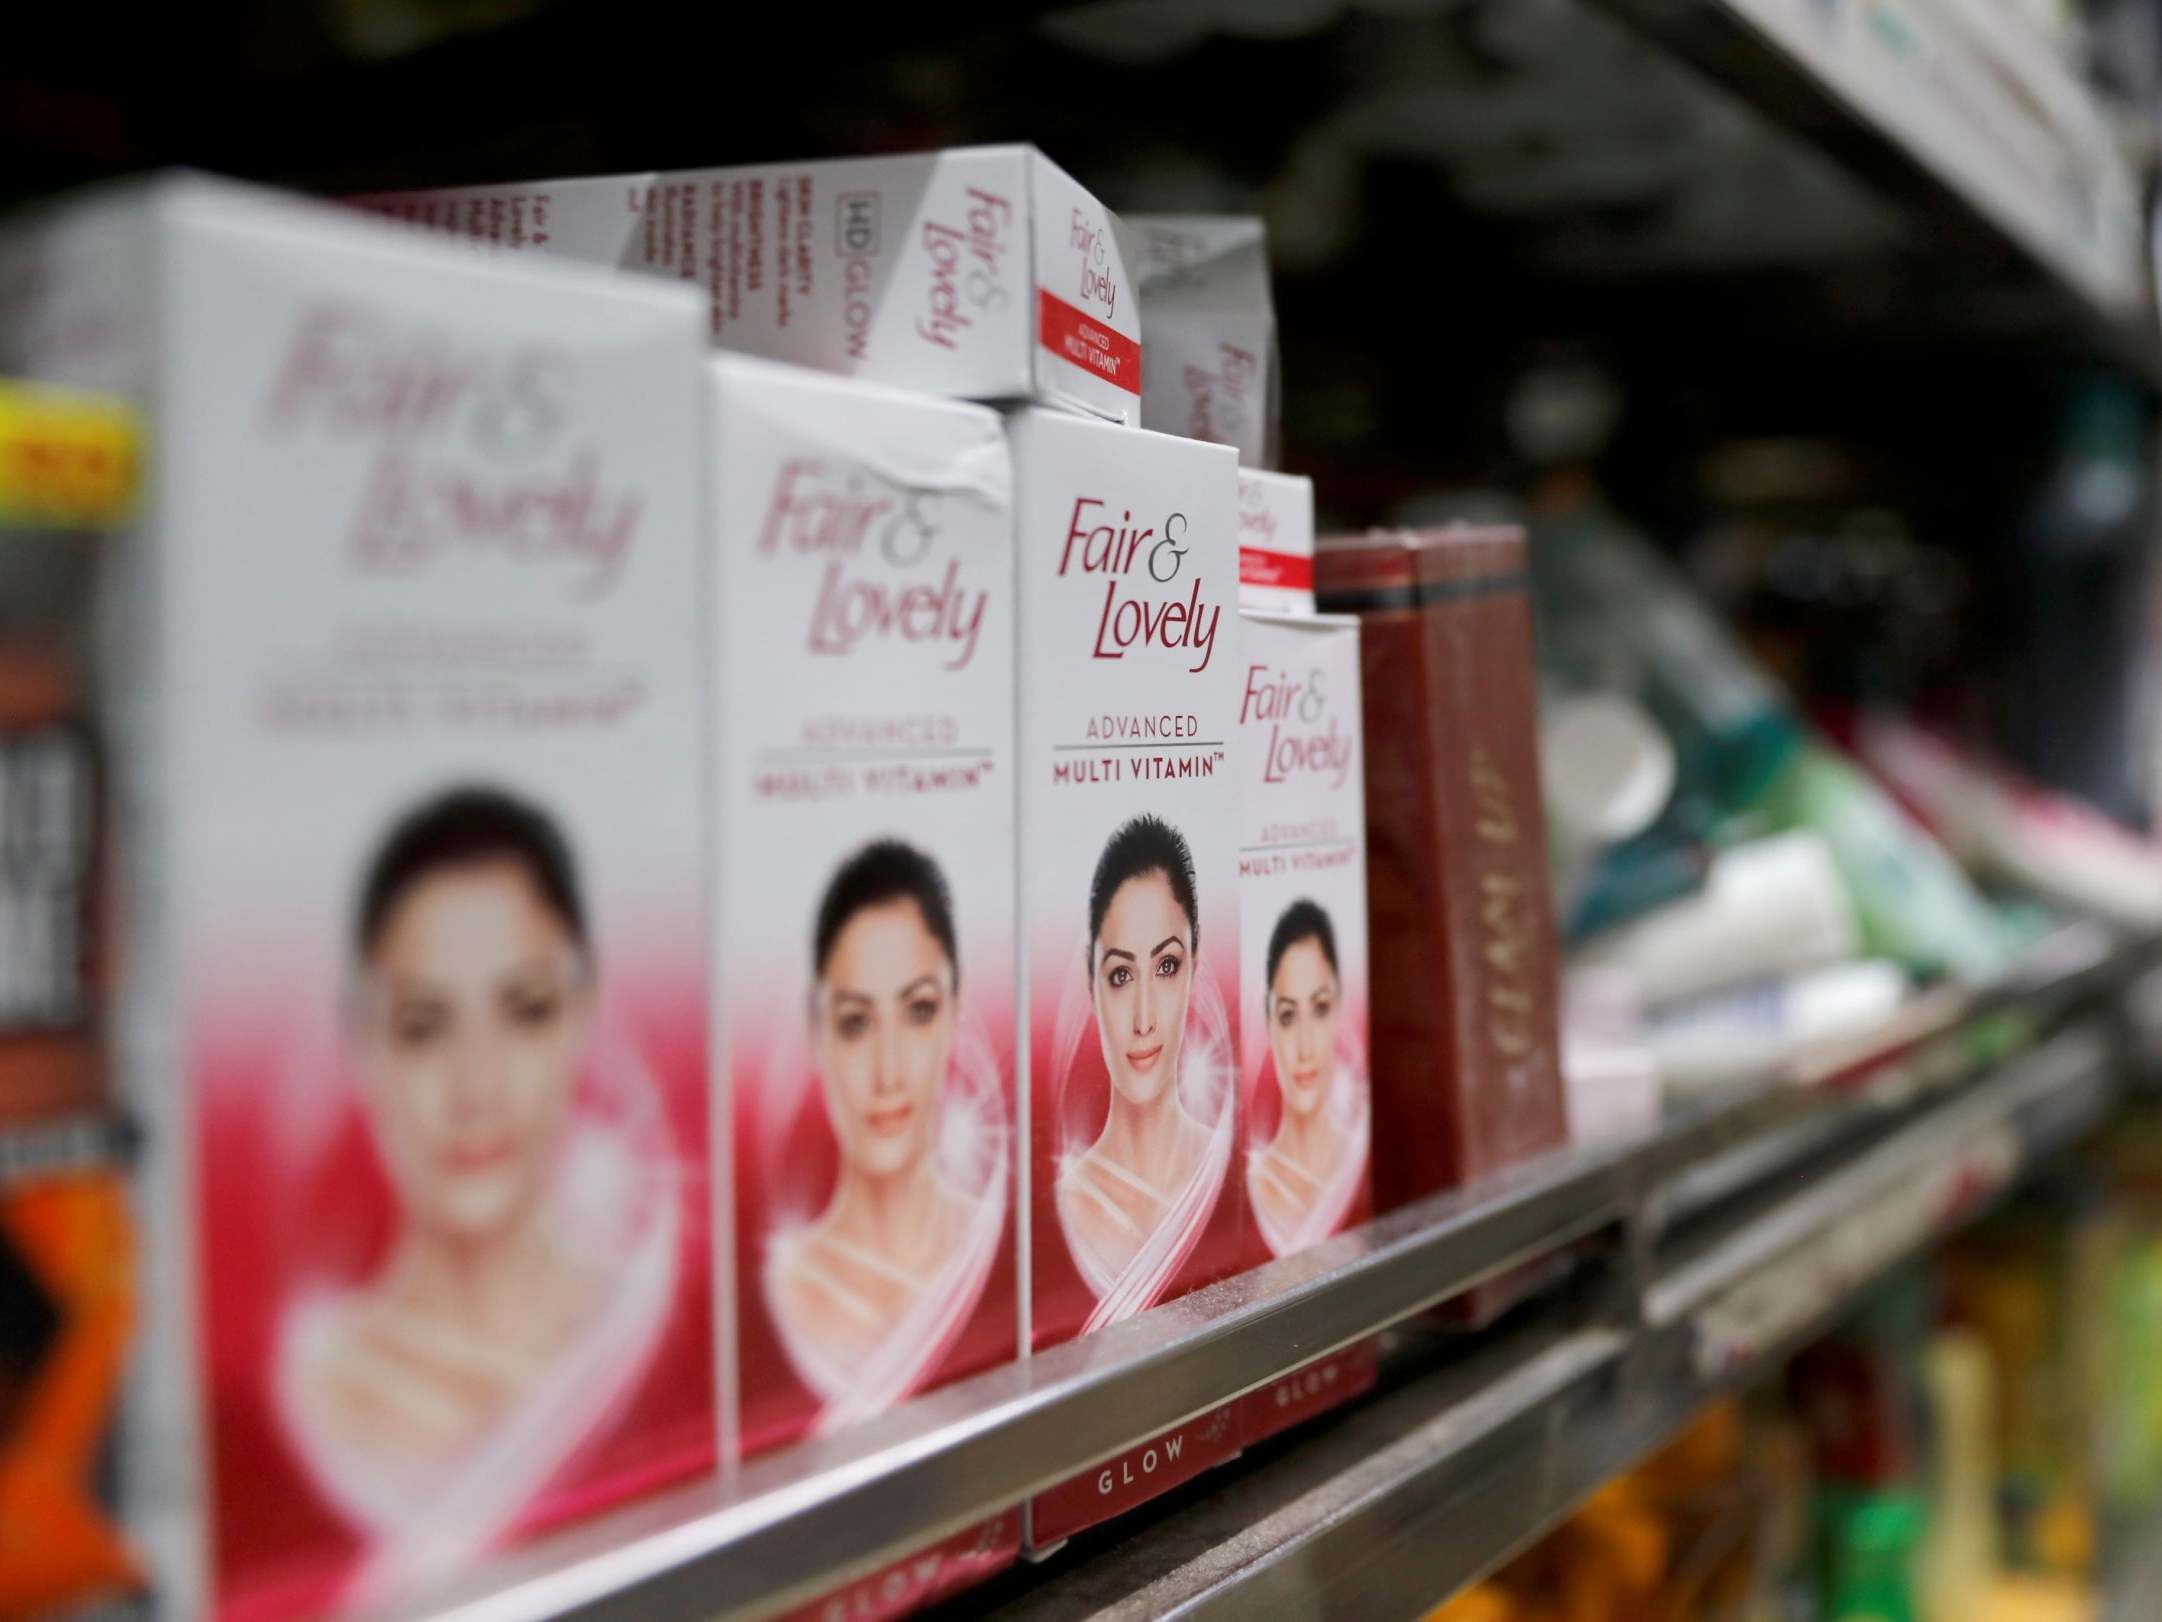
{"left": 361, "top": 147, "right": 1142, "bottom": 423}
{"left": 0, "top": 151, "right": 1543, "bottom": 1621}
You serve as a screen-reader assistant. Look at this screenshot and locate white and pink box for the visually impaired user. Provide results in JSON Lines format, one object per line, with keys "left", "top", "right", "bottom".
{"left": 1237, "top": 469, "right": 1316, "bottom": 615}
{"left": 1007, "top": 407, "right": 1246, "bottom": 1547}
{"left": 0, "top": 177, "right": 716, "bottom": 1619}
{"left": 360, "top": 146, "right": 1142, "bottom": 423}
{"left": 1234, "top": 610, "right": 1376, "bottom": 1445}
{"left": 1131, "top": 215, "right": 1279, "bottom": 469}
{"left": 710, "top": 354, "right": 1020, "bottom": 1586}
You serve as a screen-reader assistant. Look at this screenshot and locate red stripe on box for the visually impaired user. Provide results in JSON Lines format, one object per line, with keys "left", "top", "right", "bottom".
{"left": 1240, "top": 547, "right": 1315, "bottom": 590}
{"left": 1037, "top": 290, "right": 1141, "bottom": 395}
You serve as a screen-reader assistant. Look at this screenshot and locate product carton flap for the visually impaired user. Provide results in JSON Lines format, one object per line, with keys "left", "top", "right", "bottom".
{"left": 1133, "top": 216, "right": 1275, "bottom": 311}
{"left": 711, "top": 355, "right": 1012, "bottom": 508}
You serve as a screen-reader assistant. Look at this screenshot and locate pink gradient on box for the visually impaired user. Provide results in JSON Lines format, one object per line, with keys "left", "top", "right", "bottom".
{"left": 200, "top": 950, "right": 714, "bottom": 1622}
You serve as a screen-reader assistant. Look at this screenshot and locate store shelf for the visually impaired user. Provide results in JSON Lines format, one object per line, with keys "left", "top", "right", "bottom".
{"left": 1647, "top": 1022, "right": 2114, "bottom": 1357}
{"left": 381, "top": 927, "right": 2144, "bottom": 1622}
{"left": 985, "top": 1024, "right": 2122, "bottom": 1620}
{"left": 987, "top": 1323, "right": 1634, "bottom": 1622}
{"left": 1588, "top": 0, "right": 2158, "bottom": 378}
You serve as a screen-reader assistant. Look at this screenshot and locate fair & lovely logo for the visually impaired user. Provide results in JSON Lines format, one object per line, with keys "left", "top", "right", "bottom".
{"left": 1058, "top": 497, "right": 1219, "bottom": 674}
{"left": 917, "top": 187, "right": 1013, "bottom": 351}
{"left": 760, "top": 457, "right": 988, "bottom": 672}
{"left": 261, "top": 302, "right": 639, "bottom": 600}
{"left": 1071, "top": 210, "right": 1119, "bottom": 321}
{"left": 1241, "top": 663, "right": 1352, "bottom": 787}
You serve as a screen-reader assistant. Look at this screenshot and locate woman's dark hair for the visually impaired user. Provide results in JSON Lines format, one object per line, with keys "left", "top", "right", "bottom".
{"left": 1087, "top": 814, "right": 1199, "bottom": 969}
{"left": 356, "top": 786, "right": 586, "bottom": 957}
{"left": 814, "top": 839, "right": 959, "bottom": 987}
{"left": 1266, "top": 899, "right": 1338, "bottom": 991}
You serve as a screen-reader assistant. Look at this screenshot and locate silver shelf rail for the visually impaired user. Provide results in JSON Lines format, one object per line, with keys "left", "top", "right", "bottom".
{"left": 393, "top": 1131, "right": 1638, "bottom": 1622}
{"left": 986, "top": 1023, "right": 2123, "bottom": 1619}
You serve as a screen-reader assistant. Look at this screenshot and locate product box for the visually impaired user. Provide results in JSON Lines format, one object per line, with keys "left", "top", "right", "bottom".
{"left": 1316, "top": 528, "right": 1566, "bottom": 1323}
{"left": 1130, "top": 216, "right": 1278, "bottom": 469}
{"left": 0, "top": 1168, "right": 140, "bottom": 1616}
{"left": 360, "top": 146, "right": 1142, "bottom": 423}
{"left": 0, "top": 527, "right": 101, "bottom": 1131}
{"left": 1007, "top": 408, "right": 1245, "bottom": 1545}
{"left": 711, "top": 357, "right": 1018, "bottom": 1475}
{"left": 1234, "top": 611, "right": 1376, "bottom": 1445}
{"left": 1237, "top": 469, "right": 1315, "bottom": 615}
{"left": 1, "top": 177, "right": 716, "bottom": 1619}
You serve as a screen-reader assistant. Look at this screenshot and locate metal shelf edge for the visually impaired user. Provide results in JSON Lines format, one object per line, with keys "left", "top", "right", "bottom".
{"left": 989, "top": 1023, "right": 2122, "bottom": 1621}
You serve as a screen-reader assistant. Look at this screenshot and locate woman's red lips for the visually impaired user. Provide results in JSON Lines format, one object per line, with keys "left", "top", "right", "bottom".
{"left": 866, "top": 1103, "right": 914, "bottom": 1136}
{"left": 1126, "top": 1042, "right": 1165, "bottom": 1072}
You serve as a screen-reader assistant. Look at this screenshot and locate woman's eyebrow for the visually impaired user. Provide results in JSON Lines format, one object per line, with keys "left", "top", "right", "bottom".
{"left": 895, "top": 973, "right": 941, "bottom": 999}
{"left": 1100, "top": 946, "right": 1137, "bottom": 963}
{"left": 1148, "top": 935, "right": 1183, "bottom": 957}
{"left": 828, "top": 986, "right": 874, "bottom": 1007}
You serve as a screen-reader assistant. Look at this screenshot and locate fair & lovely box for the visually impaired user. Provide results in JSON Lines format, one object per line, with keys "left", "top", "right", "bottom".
{"left": 1130, "top": 215, "right": 1279, "bottom": 469}
{"left": 710, "top": 354, "right": 1019, "bottom": 1456}
{"left": 1237, "top": 469, "right": 1315, "bottom": 615}
{"left": 1006, "top": 407, "right": 1246, "bottom": 1547}
{"left": 1234, "top": 610, "right": 1376, "bottom": 1445}
{"left": 0, "top": 175, "right": 714, "bottom": 1620}
{"left": 711, "top": 354, "right": 1021, "bottom": 1605}
{"left": 359, "top": 146, "right": 1142, "bottom": 423}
